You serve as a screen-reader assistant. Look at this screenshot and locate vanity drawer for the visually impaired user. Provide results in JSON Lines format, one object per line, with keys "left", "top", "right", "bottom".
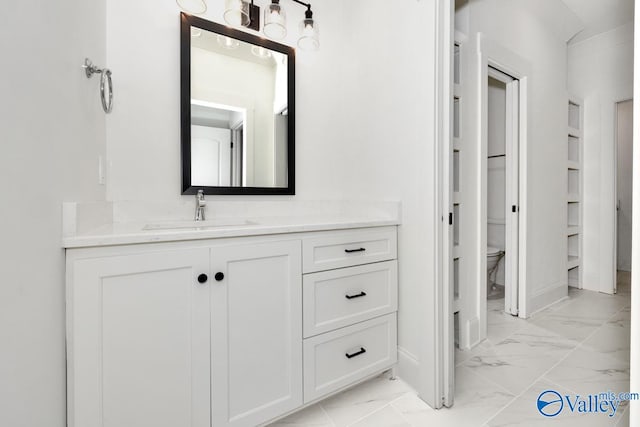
{"left": 303, "top": 261, "right": 398, "bottom": 338}
{"left": 302, "top": 227, "right": 397, "bottom": 273}
{"left": 303, "top": 313, "right": 397, "bottom": 403}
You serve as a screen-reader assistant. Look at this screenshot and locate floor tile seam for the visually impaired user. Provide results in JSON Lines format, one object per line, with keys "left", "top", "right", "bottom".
{"left": 501, "top": 335, "right": 582, "bottom": 399}
{"left": 571, "top": 307, "right": 632, "bottom": 365}
{"left": 318, "top": 403, "right": 338, "bottom": 427}
{"left": 459, "top": 363, "right": 518, "bottom": 398}
{"left": 341, "top": 403, "right": 395, "bottom": 427}
{"left": 615, "top": 404, "right": 630, "bottom": 426}
{"left": 481, "top": 373, "right": 559, "bottom": 427}
{"left": 540, "top": 376, "right": 581, "bottom": 395}
{"left": 388, "top": 398, "right": 425, "bottom": 427}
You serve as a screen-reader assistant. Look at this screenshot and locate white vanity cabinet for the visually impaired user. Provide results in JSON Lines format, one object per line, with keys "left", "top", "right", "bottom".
{"left": 301, "top": 227, "right": 398, "bottom": 403}
{"left": 66, "top": 225, "right": 398, "bottom": 427}
{"left": 66, "top": 238, "right": 302, "bottom": 427}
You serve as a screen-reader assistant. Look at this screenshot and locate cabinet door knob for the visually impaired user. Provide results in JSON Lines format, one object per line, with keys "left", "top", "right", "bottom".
{"left": 215, "top": 272, "right": 225, "bottom": 281}
{"left": 197, "top": 274, "right": 208, "bottom": 284}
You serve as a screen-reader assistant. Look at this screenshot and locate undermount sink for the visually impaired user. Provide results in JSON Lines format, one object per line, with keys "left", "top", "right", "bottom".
{"left": 143, "top": 219, "right": 258, "bottom": 231}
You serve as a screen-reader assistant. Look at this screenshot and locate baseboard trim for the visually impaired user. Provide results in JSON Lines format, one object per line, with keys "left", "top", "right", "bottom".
{"left": 528, "top": 281, "right": 567, "bottom": 317}
{"left": 397, "top": 347, "right": 419, "bottom": 390}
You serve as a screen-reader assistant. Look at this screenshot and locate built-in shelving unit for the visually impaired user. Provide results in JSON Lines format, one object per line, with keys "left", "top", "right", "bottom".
{"left": 567, "top": 98, "right": 583, "bottom": 288}
{"left": 452, "top": 37, "right": 463, "bottom": 315}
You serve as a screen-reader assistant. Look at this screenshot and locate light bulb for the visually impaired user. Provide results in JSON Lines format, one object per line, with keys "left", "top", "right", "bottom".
{"left": 264, "top": 1, "right": 287, "bottom": 40}
{"left": 298, "top": 18, "right": 319, "bottom": 51}
{"left": 217, "top": 35, "right": 240, "bottom": 49}
{"left": 251, "top": 45, "right": 272, "bottom": 59}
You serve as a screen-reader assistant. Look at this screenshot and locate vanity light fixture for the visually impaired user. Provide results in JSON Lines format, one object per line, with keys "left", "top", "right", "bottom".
{"left": 263, "top": 0, "right": 287, "bottom": 39}
{"left": 176, "top": 0, "right": 207, "bottom": 15}
{"left": 297, "top": 4, "right": 319, "bottom": 51}
{"left": 223, "top": 0, "right": 261, "bottom": 31}
{"left": 222, "top": 0, "right": 320, "bottom": 50}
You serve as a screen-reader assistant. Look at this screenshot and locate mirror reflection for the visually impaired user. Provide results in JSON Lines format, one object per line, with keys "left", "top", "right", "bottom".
{"left": 182, "top": 14, "right": 295, "bottom": 195}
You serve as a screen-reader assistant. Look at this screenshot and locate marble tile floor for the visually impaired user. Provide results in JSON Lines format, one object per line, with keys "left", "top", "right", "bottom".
{"left": 269, "top": 272, "right": 632, "bottom": 426}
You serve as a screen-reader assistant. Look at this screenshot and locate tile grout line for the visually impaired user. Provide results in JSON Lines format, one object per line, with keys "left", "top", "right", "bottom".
{"left": 509, "top": 293, "right": 631, "bottom": 401}
{"left": 468, "top": 289, "right": 630, "bottom": 425}
{"left": 318, "top": 402, "right": 338, "bottom": 427}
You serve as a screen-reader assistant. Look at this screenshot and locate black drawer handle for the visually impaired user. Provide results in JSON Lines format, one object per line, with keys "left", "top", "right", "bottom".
{"left": 345, "top": 291, "right": 367, "bottom": 300}
{"left": 214, "top": 272, "right": 225, "bottom": 281}
{"left": 345, "top": 248, "right": 366, "bottom": 253}
{"left": 197, "top": 274, "right": 208, "bottom": 284}
{"left": 345, "top": 347, "right": 367, "bottom": 359}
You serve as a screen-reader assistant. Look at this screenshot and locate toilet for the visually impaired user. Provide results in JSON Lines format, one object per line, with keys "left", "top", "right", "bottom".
{"left": 487, "top": 246, "right": 505, "bottom": 299}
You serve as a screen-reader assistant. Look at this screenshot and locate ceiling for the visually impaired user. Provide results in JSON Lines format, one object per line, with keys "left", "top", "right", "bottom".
{"left": 561, "top": 0, "right": 634, "bottom": 44}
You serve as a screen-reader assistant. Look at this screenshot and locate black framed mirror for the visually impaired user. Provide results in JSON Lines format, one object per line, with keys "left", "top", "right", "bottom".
{"left": 181, "top": 13, "right": 295, "bottom": 195}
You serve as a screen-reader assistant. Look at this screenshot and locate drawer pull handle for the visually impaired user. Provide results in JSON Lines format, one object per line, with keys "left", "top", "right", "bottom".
{"left": 345, "top": 347, "right": 367, "bottom": 359}
{"left": 345, "top": 247, "right": 366, "bottom": 253}
{"left": 345, "top": 291, "right": 367, "bottom": 300}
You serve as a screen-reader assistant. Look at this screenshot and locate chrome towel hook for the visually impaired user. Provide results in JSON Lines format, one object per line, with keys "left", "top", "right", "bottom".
{"left": 83, "top": 58, "right": 113, "bottom": 114}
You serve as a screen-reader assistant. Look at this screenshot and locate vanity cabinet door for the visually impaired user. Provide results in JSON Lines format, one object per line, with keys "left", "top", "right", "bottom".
{"left": 210, "top": 240, "right": 302, "bottom": 427}
{"left": 67, "top": 248, "right": 211, "bottom": 427}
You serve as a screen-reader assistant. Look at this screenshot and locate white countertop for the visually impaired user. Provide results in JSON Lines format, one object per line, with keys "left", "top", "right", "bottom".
{"left": 63, "top": 214, "right": 400, "bottom": 249}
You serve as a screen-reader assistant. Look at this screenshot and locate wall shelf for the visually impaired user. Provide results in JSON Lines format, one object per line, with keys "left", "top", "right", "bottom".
{"left": 567, "top": 97, "right": 583, "bottom": 288}
{"left": 567, "top": 226, "right": 580, "bottom": 236}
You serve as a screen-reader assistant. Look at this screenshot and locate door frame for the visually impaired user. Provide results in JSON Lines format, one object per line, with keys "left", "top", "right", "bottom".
{"left": 486, "top": 67, "right": 520, "bottom": 316}
{"left": 477, "top": 34, "right": 530, "bottom": 324}
{"left": 425, "top": 0, "right": 455, "bottom": 410}
{"left": 614, "top": 98, "right": 634, "bottom": 293}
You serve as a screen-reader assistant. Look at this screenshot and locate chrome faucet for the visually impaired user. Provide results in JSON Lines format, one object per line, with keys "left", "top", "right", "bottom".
{"left": 195, "top": 190, "right": 206, "bottom": 221}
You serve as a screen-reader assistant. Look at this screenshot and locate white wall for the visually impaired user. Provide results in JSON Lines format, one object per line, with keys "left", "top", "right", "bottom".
{"left": 0, "top": 1, "right": 106, "bottom": 426}
{"left": 106, "top": 0, "right": 439, "bottom": 394}
{"left": 617, "top": 100, "right": 633, "bottom": 272}
{"left": 568, "top": 22, "right": 634, "bottom": 293}
{"left": 456, "top": 0, "right": 572, "bottom": 347}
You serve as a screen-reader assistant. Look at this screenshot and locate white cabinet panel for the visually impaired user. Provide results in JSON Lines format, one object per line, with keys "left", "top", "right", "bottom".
{"left": 68, "top": 249, "right": 211, "bottom": 427}
{"left": 210, "top": 240, "right": 303, "bottom": 427}
{"left": 303, "top": 261, "right": 398, "bottom": 338}
{"left": 303, "top": 313, "right": 397, "bottom": 403}
{"left": 302, "top": 227, "right": 397, "bottom": 273}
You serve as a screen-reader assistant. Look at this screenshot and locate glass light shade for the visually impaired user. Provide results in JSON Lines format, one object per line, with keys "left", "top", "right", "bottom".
{"left": 224, "top": 0, "right": 250, "bottom": 27}
{"left": 217, "top": 35, "right": 240, "bottom": 50}
{"left": 251, "top": 45, "right": 272, "bottom": 59}
{"left": 298, "top": 18, "right": 319, "bottom": 51}
{"left": 263, "top": 2, "right": 287, "bottom": 40}
{"left": 176, "top": 0, "right": 207, "bottom": 14}
{"left": 191, "top": 28, "right": 203, "bottom": 38}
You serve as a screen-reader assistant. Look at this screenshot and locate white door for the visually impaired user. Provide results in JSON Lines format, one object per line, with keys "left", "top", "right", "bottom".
{"left": 487, "top": 67, "right": 520, "bottom": 316}
{"left": 616, "top": 100, "right": 634, "bottom": 293}
{"left": 210, "top": 240, "right": 303, "bottom": 427}
{"left": 504, "top": 79, "right": 520, "bottom": 316}
{"left": 191, "top": 125, "right": 232, "bottom": 186}
{"left": 68, "top": 249, "right": 211, "bottom": 427}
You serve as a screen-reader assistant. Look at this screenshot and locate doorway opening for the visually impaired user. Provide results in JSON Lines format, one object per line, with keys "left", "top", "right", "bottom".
{"left": 616, "top": 99, "right": 634, "bottom": 293}
{"left": 485, "top": 66, "right": 520, "bottom": 326}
